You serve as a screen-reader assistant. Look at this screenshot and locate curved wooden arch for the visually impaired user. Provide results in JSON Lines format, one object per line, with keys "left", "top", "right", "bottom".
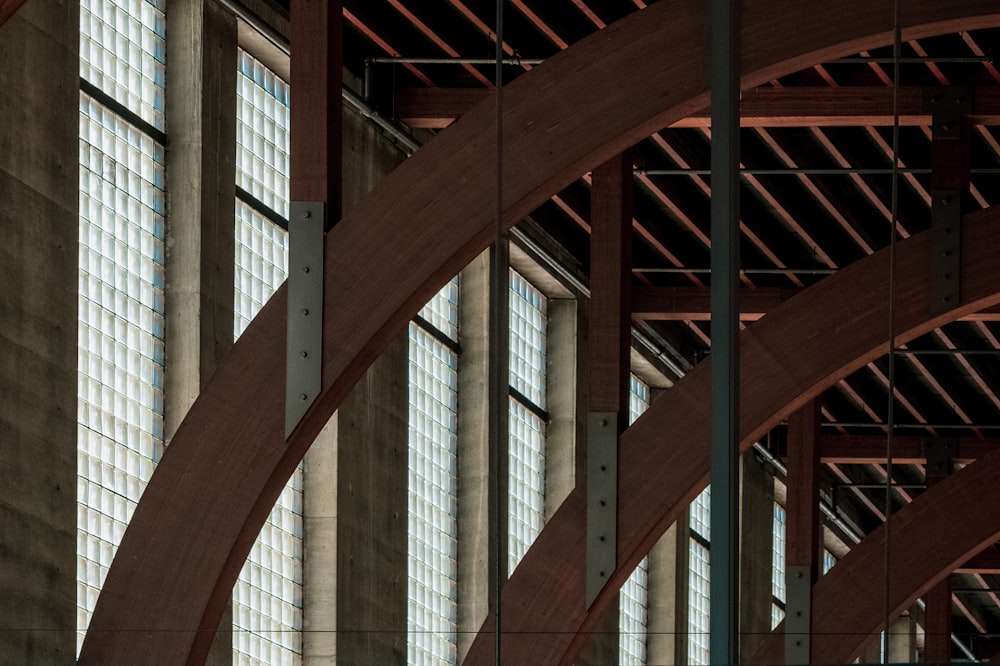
{"left": 747, "top": 443, "right": 1000, "bottom": 663}
{"left": 464, "top": 204, "right": 1000, "bottom": 665}
{"left": 0, "top": 0, "right": 29, "bottom": 30}
{"left": 79, "top": 0, "right": 1000, "bottom": 663}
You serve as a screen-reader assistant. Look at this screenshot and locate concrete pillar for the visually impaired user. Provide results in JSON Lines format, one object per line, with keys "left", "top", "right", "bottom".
{"left": 863, "top": 613, "right": 918, "bottom": 663}
{"left": 457, "top": 250, "right": 492, "bottom": 662}
{"left": 739, "top": 452, "right": 775, "bottom": 660}
{"left": 0, "top": 0, "right": 78, "bottom": 660}
{"left": 303, "top": 103, "right": 407, "bottom": 664}
{"left": 163, "top": 2, "right": 237, "bottom": 661}
{"left": 545, "top": 297, "right": 583, "bottom": 518}
{"left": 646, "top": 526, "right": 680, "bottom": 665}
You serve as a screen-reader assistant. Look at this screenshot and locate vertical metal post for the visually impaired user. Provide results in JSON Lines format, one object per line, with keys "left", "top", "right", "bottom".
{"left": 709, "top": 0, "right": 741, "bottom": 663}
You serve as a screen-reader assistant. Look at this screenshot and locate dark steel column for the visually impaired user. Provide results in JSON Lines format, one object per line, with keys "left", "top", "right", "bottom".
{"left": 709, "top": 0, "right": 741, "bottom": 662}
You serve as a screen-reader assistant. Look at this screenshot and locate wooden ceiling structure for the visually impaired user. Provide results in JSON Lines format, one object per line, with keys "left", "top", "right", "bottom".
{"left": 1, "top": 0, "right": 997, "bottom": 662}
{"left": 335, "top": 2, "right": 1000, "bottom": 660}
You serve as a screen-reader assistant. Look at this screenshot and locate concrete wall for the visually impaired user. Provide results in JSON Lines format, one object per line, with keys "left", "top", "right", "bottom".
{"left": 0, "top": 0, "right": 78, "bottom": 661}
{"left": 163, "top": 1, "right": 238, "bottom": 661}
{"left": 303, "top": 103, "right": 409, "bottom": 665}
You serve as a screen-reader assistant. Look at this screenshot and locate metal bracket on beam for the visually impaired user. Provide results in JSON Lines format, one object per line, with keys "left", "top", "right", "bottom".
{"left": 286, "top": 201, "right": 325, "bottom": 438}
{"left": 784, "top": 565, "right": 812, "bottom": 664}
{"left": 924, "top": 88, "right": 972, "bottom": 315}
{"left": 922, "top": 437, "right": 957, "bottom": 478}
{"left": 586, "top": 412, "right": 617, "bottom": 607}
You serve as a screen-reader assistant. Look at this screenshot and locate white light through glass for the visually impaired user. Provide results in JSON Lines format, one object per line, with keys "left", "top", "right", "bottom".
{"left": 508, "top": 271, "right": 547, "bottom": 573}
{"left": 620, "top": 375, "right": 650, "bottom": 665}
{"left": 80, "top": 0, "right": 167, "bottom": 131}
{"left": 408, "top": 280, "right": 460, "bottom": 665}
{"left": 236, "top": 48, "right": 290, "bottom": 218}
{"left": 688, "top": 487, "right": 711, "bottom": 665}
{"left": 772, "top": 503, "right": 787, "bottom": 628}
{"left": 233, "top": 49, "right": 302, "bottom": 665}
{"left": 77, "top": 92, "right": 166, "bottom": 653}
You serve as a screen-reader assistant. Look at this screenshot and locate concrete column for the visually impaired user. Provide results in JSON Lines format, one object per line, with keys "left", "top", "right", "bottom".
{"left": 739, "top": 452, "right": 775, "bottom": 660}
{"left": 0, "top": 0, "right": 78, "bottom": 661}
{"left": 333, "top": 335, "right": 409, "bottom": 664}
{"left": 545, "top": 297, "right": 584, "bottom": 518}
{"left": 863, "top": 613, "right": 918, "bottom": 663}
{"left": 646, "top": 526, "right": 680, "bottom": 665}
{"left": 456, "top": 250, "right": 492, "bottom": 662}
{"left": 164, "top": 2, "right": 237, "bottom": 661}
{"left": 303, "top": 103, "right": 407, "bottom": 664}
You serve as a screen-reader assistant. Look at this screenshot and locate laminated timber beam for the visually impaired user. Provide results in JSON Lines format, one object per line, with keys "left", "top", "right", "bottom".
{"left": 398, "top": 85, "right": 1000, "bottom": 129}
{"left": 0, "top": 0, "right": 28, "bottom": 29}
{"left": 632, "top": 285, "right": 1000, "bottom": 321}
{"left": 80, "top": 0, "right": 1000, "bottom": 663}
{"left": 819, "top": 434, "right": 1000, "bottom": 464}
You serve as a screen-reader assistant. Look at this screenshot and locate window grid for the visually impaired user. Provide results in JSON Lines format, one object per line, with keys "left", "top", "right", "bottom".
{"left": 772, "top": 503, "right": 787, "bottom": 629}
{"left": 688, "top": 538, "right": 711, "bottom": 665}
{"left": 77, "top": 93, "right": 166, "bottom": 652}
{"left": 407, "top": 284, "right": 460, "bottom": 665}
{"left": 80, "top": 0, "right": 166, "bottom": 131}
{"left": 237, "top": 49, "right": 291, "bottom": 218}
{"left": 620, "top": 375, "right": 650, "bottom": 665}
{"left": 688, "top": 486, "right": 711, "bottom": 665}
{"left": 823, "top": 548, "right": 837, "bottom": 575}
{"left": 233, "top": 50, "right": 302, "bottom": 665}
{"left": 508, "top": 271, "right": 547, "bottom": 573}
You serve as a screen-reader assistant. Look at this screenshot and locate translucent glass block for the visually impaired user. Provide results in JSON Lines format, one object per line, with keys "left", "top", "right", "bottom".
{"left": 508, "top": 399, "right": 545, "bottom": 574}
{"left": 77, "top": 94, "right": 165, "bottom": 653}
{"left": 233, "top": 190, "right": 301, "bottom": 662}
{"left": 236, "top": 49, "right": 290, "bottom": 219}
{"left": 408, "top": 308, "right": 459, "bottom": 666}
{"left": 688, "top": 539, "right": 711, "bottom": 665}
{"left": 823, "top": 548, "right": 836, "bottom": 575}
{"left": 690, "top": 486, "right": 711, "bottom": 541}
{"left": 509, "top": 270, "right": 546, "bottom": 407}
{"left": 620, "top": 375, "right": 650, "bottom": 664}
{"left": 418, "top": 278, "right": 460, "bottom": 341}
{"left": 80, "top": 0, "right": 166, "bottom": 130}
{"left": 772, "top": 502, "right": 787, "bottom": 619}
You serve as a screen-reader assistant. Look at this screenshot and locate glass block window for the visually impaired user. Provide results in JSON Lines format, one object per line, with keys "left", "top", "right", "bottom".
{"left": 688, "top": 486, "right": 711, "bottom": 665}
{"left": 772, "top": 503, "right": 787, "bottom": 628}
{"left": 80, "top": 0, "right": 167, "bottom": 131}
{"left": 823, "top": 548, "right": 836, "bottom": 575}
{"left": 688, "top": 538, "right": 711, "bottom": 665}
{"left": 408, "top": 281, "right": 460, "bottom": 666}
{"left": 508, "top": 271, "right": 547, "bottom": 573}
{"left": 620, "top": 375, "right": 650, "bottom": 665}
{"left": 77, "top": 93, "right": 166, "bottom": 652}
{"left": 233, "top": 51, "right": 302, "bottom": 665}
{"left": 234, "top": 201, "right": 288, "bottom": 336}
{"left": 237, "top": 49, "right": 291, "bottom": 219}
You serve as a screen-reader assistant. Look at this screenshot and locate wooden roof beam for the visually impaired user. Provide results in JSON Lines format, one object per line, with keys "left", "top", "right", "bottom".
{"left": 398, "top": 85, "right": 1000, "bottom": 129}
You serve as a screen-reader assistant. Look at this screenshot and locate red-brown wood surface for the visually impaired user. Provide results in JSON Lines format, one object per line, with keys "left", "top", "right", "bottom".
{"left": 750, "top": 442, "right": 1000, "bottom": 663}
{"left": 467, "top": 203, "right": 1000, "bottom": 665}
{"left": 79, "top": 0, "right": 1000, "bottom": 663}
{"left": 0, "top": 0, "right": 27, "bottom": 30}
{"left": 786, "top": 401, "right": 820, "bottom": 575}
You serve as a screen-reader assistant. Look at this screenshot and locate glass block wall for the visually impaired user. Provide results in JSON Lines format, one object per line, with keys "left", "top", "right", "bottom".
{"left": 236, "top": 48, "right": 290, "bottom": 219}
{"left": 233, "top": 49, "right": 302, "bottom": 664}
{"left": 407, "top": 279, "right": 460, "bottom": 665}
{"left": 772, "top": 503, "right": 787, "bottom": 628}
{"left": 620, "top": 375, "right": 651, "bottom": 665}
{"left": 77, "top": 0, "right": 166, "bottom": 652}
{"left": 688, "top": 487, "right": 711, "bottom": 665}
{"left": 508, "top": 270, "right": 547, "bottom": 573}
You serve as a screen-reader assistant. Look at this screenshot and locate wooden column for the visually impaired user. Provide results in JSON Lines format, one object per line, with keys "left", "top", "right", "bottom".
{"left": 923, "top": 441, "right": 955, "bottom": 662}
{"left": 582, "top": 151, "right": 633, "bottom": 661}
{"left": 785, "top": 400, "right": 821, "bottom": 663}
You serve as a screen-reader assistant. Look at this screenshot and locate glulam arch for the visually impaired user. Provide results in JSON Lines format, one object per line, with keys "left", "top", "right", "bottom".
{"left": 74, "top": 0, "right": 1000, "bottom": 663}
